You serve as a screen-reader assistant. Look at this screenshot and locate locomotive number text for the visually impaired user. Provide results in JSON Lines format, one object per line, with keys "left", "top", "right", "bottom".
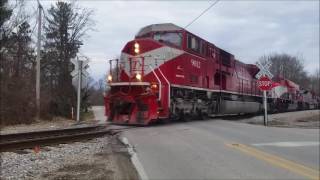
{"left": 191, "top": 59, "right": 201, "bottom": 69}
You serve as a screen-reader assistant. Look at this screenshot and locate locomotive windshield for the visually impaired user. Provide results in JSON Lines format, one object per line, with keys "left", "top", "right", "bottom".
{"left": 153, "top": 32, "right": 182, "bottom": 47}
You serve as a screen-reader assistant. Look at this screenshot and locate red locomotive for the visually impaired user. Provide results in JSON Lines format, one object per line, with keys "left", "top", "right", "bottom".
{"left": 104, "top": 23, "right": 319, "bottom": 125}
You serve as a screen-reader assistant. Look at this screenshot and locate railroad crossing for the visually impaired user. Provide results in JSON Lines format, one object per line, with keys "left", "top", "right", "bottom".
{"left": 256, "top": 61, "right": 274, "bottom": 126}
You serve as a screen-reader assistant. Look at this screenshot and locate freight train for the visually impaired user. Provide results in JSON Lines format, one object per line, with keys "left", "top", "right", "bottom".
{"left": 104, "top": 23, "right": 319, "bottom": 125}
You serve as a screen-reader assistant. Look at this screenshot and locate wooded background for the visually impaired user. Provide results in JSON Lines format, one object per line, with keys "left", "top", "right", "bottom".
{"left": 0, "top": 1, "right": 104, "bottom": 126}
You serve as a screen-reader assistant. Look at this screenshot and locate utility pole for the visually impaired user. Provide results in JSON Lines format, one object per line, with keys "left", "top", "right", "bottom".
{"left": 36, "top": 1, "right": 42, "bottom": 119}
{"left": 76, "top": 57, "right": 82, "bottom": 123}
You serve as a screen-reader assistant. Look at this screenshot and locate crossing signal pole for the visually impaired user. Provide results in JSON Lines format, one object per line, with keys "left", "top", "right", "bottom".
{"left": 71, "top": 57, "right": 89, "bottom": 123}
{"left": 256, "top": 61, "right": 273, "bottom": 126}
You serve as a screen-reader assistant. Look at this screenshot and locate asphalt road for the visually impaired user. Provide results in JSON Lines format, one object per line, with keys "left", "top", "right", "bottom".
{"left": 92, "top": 106, "right": 106, "bottom": 124}
{"left": 120, "top": 119, "right": 319, "bottom": 180}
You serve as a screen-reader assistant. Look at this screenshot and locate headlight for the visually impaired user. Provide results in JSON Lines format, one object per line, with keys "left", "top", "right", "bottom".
{"left": 151, "top": 84, "right": 158, "bottom": 89}
{"left": 134, "top": 42, "right": 140, "bottom": 54}
{"left": 136, "top": 73, "right": 142, "bottom": 80}
{"left": 107, "top": 75, "right": 112, "bottom": 82}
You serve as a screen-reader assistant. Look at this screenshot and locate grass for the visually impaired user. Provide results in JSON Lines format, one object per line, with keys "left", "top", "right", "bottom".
{"left": 81, "top": 110, "right": 95, "bottom": 122}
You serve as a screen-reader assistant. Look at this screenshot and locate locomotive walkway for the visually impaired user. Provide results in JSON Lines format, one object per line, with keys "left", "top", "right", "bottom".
{"left": 121, "top": 119, "right": 319, "bottom": 180}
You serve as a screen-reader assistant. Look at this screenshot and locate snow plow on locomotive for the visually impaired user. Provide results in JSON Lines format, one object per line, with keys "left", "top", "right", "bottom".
{"left": 104, "top": 23, "right": 319, "bottom": 125}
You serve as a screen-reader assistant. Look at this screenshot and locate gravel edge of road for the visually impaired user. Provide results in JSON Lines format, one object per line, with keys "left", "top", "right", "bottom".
{"left": 119, "top": 136, "right": 148, "bottom": 180}
{"left": 226, "top": 110, "right": 320, "bottom": 128}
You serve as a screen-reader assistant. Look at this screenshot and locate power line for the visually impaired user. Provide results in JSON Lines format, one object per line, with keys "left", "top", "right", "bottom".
{"left": 184, "top": 0, "right": 220, "bottom": 29}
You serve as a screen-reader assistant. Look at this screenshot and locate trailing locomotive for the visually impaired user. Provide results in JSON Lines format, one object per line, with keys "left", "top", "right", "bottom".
{"left": 104, "top": 23, "right": 319, "bottom": 125}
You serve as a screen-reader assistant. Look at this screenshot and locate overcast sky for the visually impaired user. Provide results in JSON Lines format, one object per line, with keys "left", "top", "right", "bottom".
{"left": 28, "top": 0, "right": 319, "bottom": 80}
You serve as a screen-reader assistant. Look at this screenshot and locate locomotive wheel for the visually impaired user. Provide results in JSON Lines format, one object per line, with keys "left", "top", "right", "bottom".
{"left": 179, "top": 110, "right": 191, "bottom": 122}
{"left": 196, "top": 109, "right": 203, "bottom": 120}
{"left": 161, "top": 118, "right": 170, "bottom": 124}
{"left": 178, "top": 110, "right": 184, "bottom": 121}
{"left": 169, "top": 112, "right": 178, "bottom": 122}
{"left": 169, "top": 106, "right": 180, "bottom": 122}
{"left": 183, "top": 112, "right": 192, "bottom": 121}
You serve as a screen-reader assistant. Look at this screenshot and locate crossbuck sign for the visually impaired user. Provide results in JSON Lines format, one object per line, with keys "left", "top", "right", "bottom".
{"left": 71, "top": 58, "right": 89, "bottom": 88}
{"left": 255, "top": 61, "right": 273, "bottom": 79}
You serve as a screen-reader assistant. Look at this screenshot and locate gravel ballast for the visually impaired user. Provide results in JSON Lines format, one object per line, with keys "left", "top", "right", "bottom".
{"left": 0, "top": 135, "right": 139, "bottom": 180}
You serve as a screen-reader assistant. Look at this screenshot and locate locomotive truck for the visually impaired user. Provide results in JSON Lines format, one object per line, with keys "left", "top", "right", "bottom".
{"left": 104, "top": 23, "right": 319, "bottom": 125}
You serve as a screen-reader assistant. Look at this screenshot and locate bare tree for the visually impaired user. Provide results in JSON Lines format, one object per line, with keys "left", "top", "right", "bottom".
{"left": 1, "top": 0, "right": 36, "bottom": 126}
{"left": 309, "top": 69, "right": 320, "bottom": 95}
{"left": 258, "top": 53, "right": 310, "bottom": 88}
{"left": 88, "top": 76, "right": 106, "bottom": 106}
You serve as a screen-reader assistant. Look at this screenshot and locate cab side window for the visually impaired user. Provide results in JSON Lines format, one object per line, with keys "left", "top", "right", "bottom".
{"left": 207, "top": 46, "right": 216, "bottom": 59}
{"left": 200, "top": 41, "right": 206, "bottom": 55}
{"left": 187, "top": 34, "right": 200, "bottom": 53}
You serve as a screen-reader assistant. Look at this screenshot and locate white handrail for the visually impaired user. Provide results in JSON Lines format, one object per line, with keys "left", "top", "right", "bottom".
{"left": 148, "top": 65, "right": 161, "bottom": 101}
{"left": 157, "top": 68, "right": 170, "bottom": 108}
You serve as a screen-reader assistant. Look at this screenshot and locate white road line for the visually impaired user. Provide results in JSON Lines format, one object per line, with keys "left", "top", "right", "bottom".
{"left": 252, "top": 141, "right": 320, "bottom": 147}
{"left": 120, "top": 137, "right": 149, "bottom": 180}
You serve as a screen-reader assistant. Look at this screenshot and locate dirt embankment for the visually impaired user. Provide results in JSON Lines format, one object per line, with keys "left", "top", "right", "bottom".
{"left": 231, "top": 110, "right": 320, "bottom": 128}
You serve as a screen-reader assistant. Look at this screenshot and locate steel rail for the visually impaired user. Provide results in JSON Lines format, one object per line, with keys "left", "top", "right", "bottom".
{"left": 1, "top": 125, "right": 103, "bottom": 142}
{"left": 0, "top": 125, "right": 111, "bottom": 152}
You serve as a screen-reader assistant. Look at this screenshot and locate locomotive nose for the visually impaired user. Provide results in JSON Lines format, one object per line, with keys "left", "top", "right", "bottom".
{"left": 105, "top": 84, "right": 159, "bottom": 125}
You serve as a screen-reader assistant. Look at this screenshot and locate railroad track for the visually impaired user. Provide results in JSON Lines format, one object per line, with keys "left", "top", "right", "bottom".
{"left": 0, "top": 125, "right": 115, "bottom": 152}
